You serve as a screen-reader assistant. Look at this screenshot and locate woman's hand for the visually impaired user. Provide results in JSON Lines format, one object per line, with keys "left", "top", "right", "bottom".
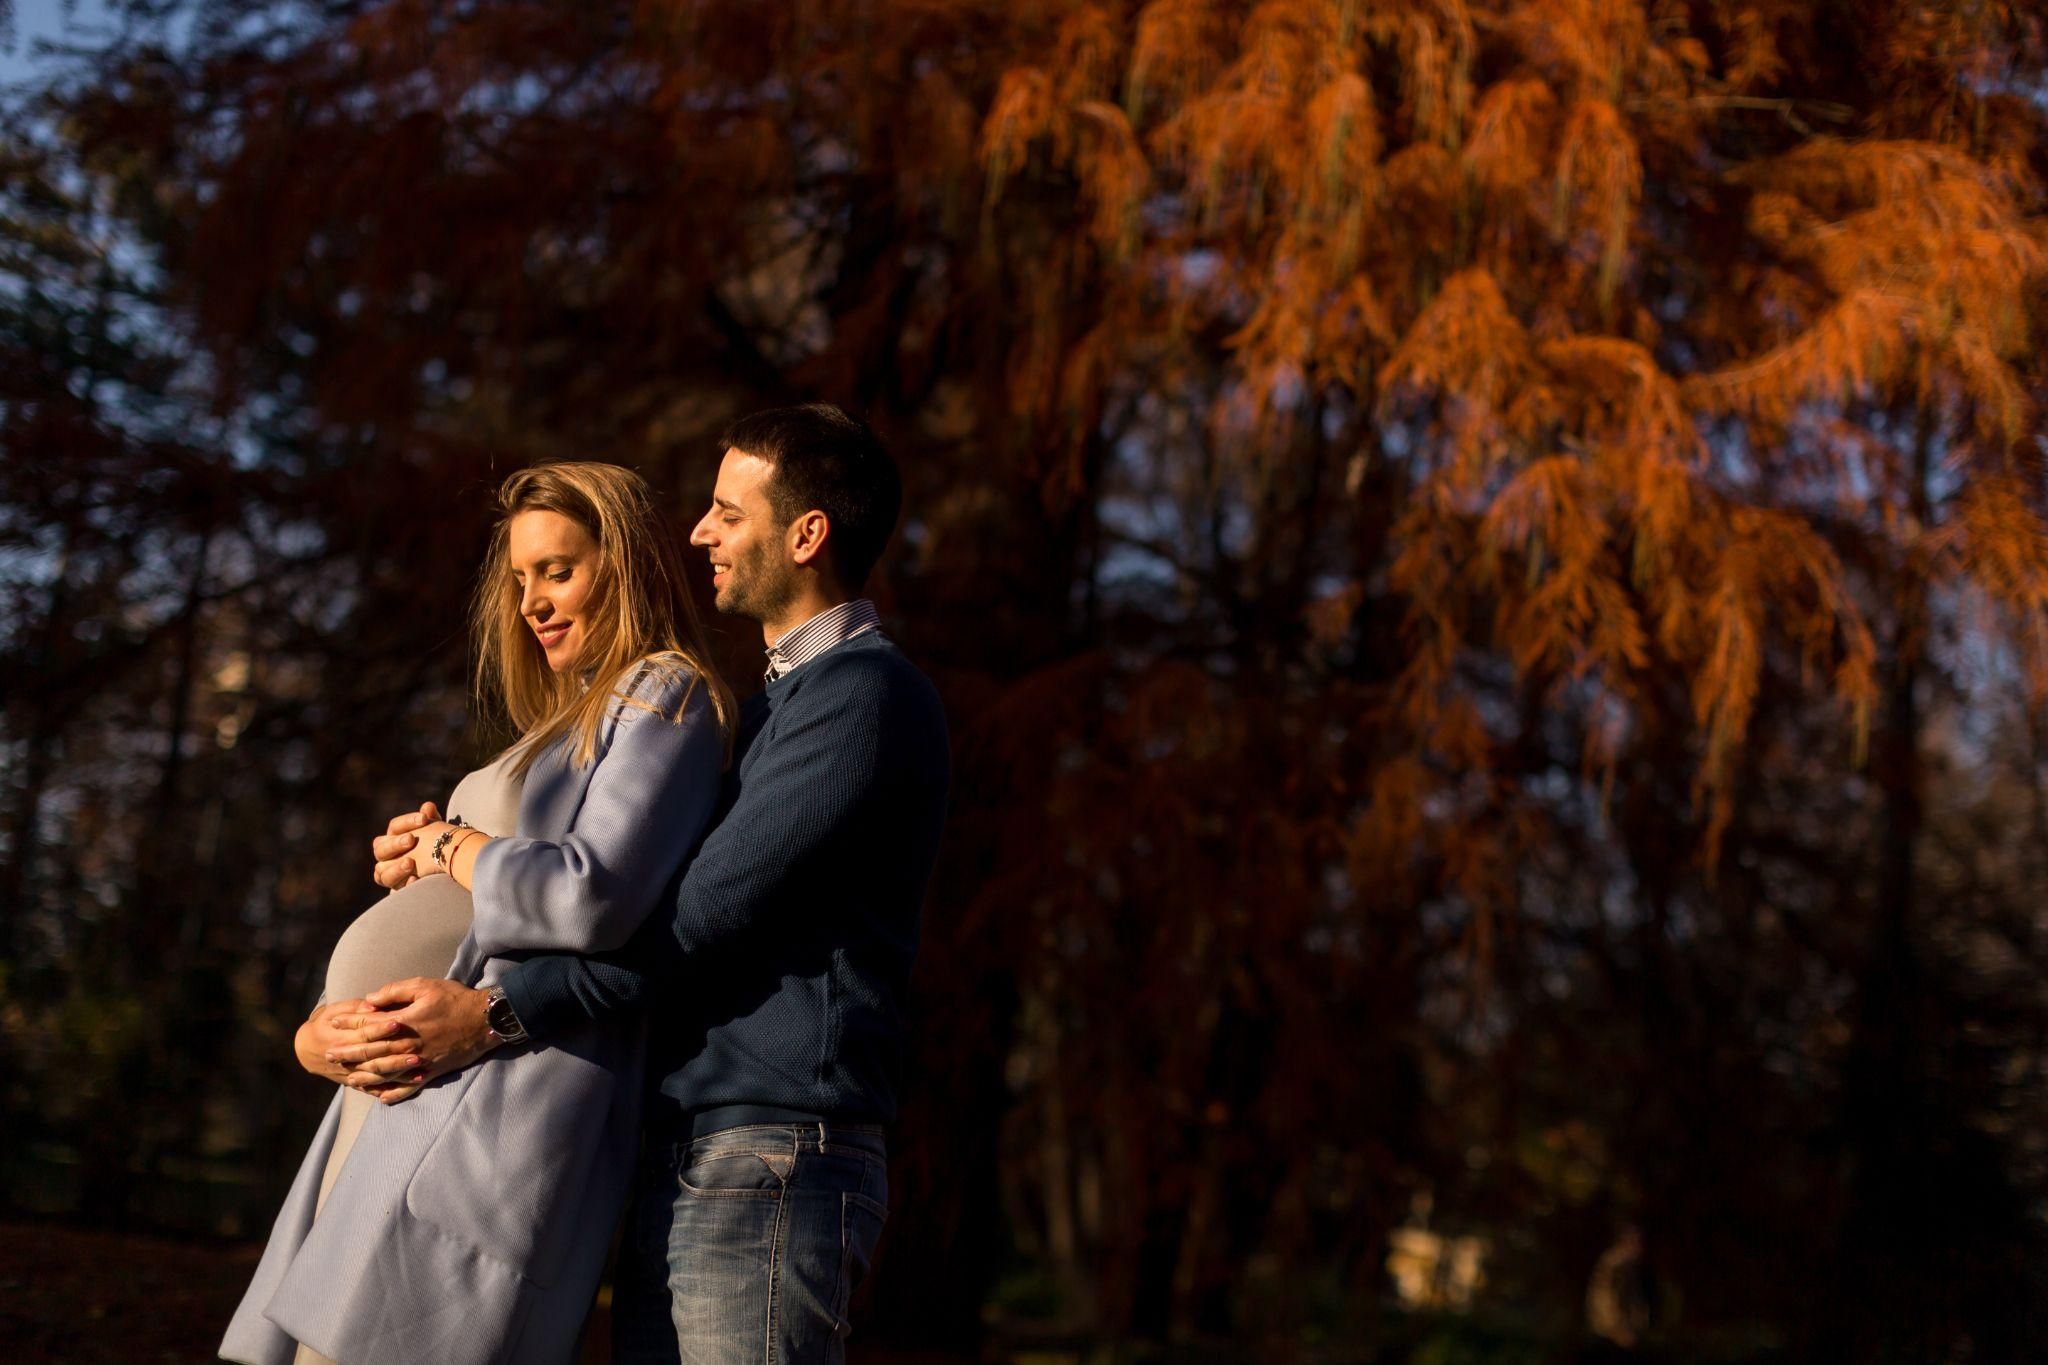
{"left": 294, "top": 999, "right": 419, "bottom": 1085}
{"left": 356, "top": 1078, "right": 426, "bottom": 1106}
{"left": 405, "top": 820, "right": 491, "bottom": 890}
{"left": 408, "top": 821, "right": 458, "bottom": 880}
{"left": 372, "top": 801, "right": 443, "bottom": 889}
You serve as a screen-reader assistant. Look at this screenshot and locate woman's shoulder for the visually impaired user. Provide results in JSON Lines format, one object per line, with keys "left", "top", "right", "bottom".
{"left": 606, "top": 651, "right": 707, "bottom": 716}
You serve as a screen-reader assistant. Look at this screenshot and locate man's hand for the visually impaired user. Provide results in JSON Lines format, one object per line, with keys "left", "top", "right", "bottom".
{"left": 372, "top": 801, "right": 443, "bottom": 890}
{"left": 326, "top": 976, "right": 501, "bottom": 1105}
{"left": 295, "top": 999, "right": 418, "bottom": 1086}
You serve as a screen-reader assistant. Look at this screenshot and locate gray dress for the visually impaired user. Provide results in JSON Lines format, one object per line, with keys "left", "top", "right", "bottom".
{"left": 289, "top": 752, "right": 526, "bottom": 1365}
{"left": 313, "top": 752, "right": 526, "bottom": 1210}
{"left": 223, "top": 660, "right": 721, "bottom": 1365}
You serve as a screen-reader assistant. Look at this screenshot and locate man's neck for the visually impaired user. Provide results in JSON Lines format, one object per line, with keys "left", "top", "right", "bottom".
{"left": 761, "top": 590, "right": 851, "bottom": 649}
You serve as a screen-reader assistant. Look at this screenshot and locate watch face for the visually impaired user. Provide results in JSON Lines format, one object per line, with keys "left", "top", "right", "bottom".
{"left": 488, "top": 994, "right": 520, "bottom": 1036}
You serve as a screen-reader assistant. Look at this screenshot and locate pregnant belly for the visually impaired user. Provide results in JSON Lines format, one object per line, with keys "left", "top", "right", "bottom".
{"left": 323, "top": 874, "right": 475, "bottom": 1004}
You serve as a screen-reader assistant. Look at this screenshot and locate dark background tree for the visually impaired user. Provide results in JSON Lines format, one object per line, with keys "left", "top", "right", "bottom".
{"left": 4, "top": 1, "right": 2047, "bottom": 1360}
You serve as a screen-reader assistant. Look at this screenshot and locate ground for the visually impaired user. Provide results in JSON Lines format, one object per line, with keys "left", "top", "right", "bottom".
{"left": 0, "top": 1222, "right": 982, "bottom": 1363}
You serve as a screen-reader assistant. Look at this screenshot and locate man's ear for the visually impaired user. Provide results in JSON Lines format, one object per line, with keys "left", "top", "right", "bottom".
{"left": 787, "top": 509, "right": 832, "bottom": 568}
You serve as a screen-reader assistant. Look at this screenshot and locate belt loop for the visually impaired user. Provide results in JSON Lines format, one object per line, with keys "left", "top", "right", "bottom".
{"left": 818, "top": 1120, "right": 828, "bottom": 1147}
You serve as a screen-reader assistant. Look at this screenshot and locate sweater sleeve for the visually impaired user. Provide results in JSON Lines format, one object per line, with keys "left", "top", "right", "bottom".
{"left": 464, "top": 662, "right": 721, "bottom": 958}
{"left": 495, "top": 916, "right": 672, "bottom": 1042}
{"left": 667, "top": 652, "right": 890, "bottom": 955}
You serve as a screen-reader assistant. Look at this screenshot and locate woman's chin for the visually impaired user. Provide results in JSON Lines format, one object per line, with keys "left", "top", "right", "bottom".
{"left": 539, "top": 638, "right": 583, "bottom": 671}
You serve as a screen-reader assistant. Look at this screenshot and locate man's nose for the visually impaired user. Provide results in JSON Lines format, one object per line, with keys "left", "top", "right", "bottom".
{"left": 689, "top": 515, "right": 716, "bottom": 547}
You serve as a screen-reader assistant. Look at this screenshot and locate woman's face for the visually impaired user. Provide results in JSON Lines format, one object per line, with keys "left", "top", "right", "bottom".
{"left": 507, "top": 509, "right": 601, "bottom": 672}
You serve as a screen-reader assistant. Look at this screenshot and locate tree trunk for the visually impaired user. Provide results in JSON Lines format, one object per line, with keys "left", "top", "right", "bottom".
{"left": 1816, "top": 419, "right": 1933, "bottom": 1360}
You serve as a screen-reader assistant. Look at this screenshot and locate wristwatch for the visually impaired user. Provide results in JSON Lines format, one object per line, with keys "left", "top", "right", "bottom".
{"left": 483, "top": 986, "right": 529, "bottom": 1046}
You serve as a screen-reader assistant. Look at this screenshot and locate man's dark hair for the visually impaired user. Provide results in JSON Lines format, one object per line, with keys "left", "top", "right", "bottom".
{"left": 722, "top": 403, "right": 902, "bottom": 592}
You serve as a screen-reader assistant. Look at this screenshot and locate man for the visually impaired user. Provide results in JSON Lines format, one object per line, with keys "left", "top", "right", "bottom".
{"left": 336, "top": 404, "right": 951, "bottom": 1362}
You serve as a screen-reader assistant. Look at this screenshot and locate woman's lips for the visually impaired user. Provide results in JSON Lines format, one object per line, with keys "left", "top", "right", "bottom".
{"left": 534, "top": 621, "right": 572, "bottom": 649}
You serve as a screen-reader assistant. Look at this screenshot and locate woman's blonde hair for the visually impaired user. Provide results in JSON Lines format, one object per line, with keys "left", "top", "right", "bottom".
{"left": 470, "top": 461, "right": 736, "bottom": 777}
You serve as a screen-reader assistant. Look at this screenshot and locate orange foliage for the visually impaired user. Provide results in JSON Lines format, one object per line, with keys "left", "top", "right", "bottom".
{"left": 961, "top": 0, "right": 2045, "bottom": 876}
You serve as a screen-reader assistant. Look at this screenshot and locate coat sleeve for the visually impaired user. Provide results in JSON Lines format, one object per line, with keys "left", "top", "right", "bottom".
{"left": 464, "top": 663, "right": 722, "bottom": 959}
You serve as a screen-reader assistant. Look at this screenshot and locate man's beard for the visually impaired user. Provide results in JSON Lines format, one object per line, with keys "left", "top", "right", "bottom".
{"left": 717, "top": 550, "right": 800, "bottom": 624}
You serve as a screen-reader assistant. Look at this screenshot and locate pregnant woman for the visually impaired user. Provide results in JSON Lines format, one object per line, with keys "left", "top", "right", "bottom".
{"left": 222, "top": 461, "right": 735, "bottom": 1365}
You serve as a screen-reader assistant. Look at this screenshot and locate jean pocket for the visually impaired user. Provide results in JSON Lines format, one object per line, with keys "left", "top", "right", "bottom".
{"left": 837, "top": 1191, "right": 888, "bottom": 1330}
{"left": 677, "top": 1146, "right": 794, "bottom": 1198}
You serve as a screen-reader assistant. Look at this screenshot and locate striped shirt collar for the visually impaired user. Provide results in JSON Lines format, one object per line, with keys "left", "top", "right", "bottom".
{"left": 764, "top": 599, "right": 881, "bottom": 682}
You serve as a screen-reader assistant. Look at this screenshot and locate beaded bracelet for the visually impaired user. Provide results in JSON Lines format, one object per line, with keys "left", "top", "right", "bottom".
{"left": 430, "top": 814, "right": 472, "bottom": 870}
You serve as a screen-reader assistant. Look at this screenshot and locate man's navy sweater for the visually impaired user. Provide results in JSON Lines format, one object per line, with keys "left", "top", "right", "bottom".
{"left": 497, "top": 631, "right": 950, "bottom": 1125}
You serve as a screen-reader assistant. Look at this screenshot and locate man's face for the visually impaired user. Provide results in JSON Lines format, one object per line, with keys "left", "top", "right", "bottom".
{"left": 690, "top": 447, "right": 799, "bottom": 623}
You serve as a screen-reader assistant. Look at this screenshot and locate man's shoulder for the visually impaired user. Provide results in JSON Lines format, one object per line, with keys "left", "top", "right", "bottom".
{"left": 794, "top": 634, "right": 939, "bottom": 706}
{"left": 762, "top": 636, "right": 947, "bottom": 759}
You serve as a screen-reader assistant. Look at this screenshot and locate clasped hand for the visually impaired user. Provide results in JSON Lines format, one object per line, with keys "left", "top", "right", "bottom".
{"left": 299, "top": 978, "right": 499, "bottom": 1106}
{"left": 296, "top": 998, "right": 428, "bottom": 1104}
{"left": 372, "top": 800, "right": 445, "bottom": 889}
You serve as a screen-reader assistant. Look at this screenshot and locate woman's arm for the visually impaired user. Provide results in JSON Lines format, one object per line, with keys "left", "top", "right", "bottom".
{"left": 458, "top": 665, "right": 723, "bottom": 958}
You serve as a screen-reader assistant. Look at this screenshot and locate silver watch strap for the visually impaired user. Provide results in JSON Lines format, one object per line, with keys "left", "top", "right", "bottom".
{"left": 485, "top": 985, "right": 528, "bottom": 1044}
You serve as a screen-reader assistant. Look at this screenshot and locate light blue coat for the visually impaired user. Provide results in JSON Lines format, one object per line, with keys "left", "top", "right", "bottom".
{"left": 221, "top": 659, "right": 721, "bottom": 1365}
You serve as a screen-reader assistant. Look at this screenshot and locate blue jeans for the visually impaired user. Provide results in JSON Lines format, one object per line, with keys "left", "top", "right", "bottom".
{"left": 612, "top": 1122, "right": 889, "bottom": 1365}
